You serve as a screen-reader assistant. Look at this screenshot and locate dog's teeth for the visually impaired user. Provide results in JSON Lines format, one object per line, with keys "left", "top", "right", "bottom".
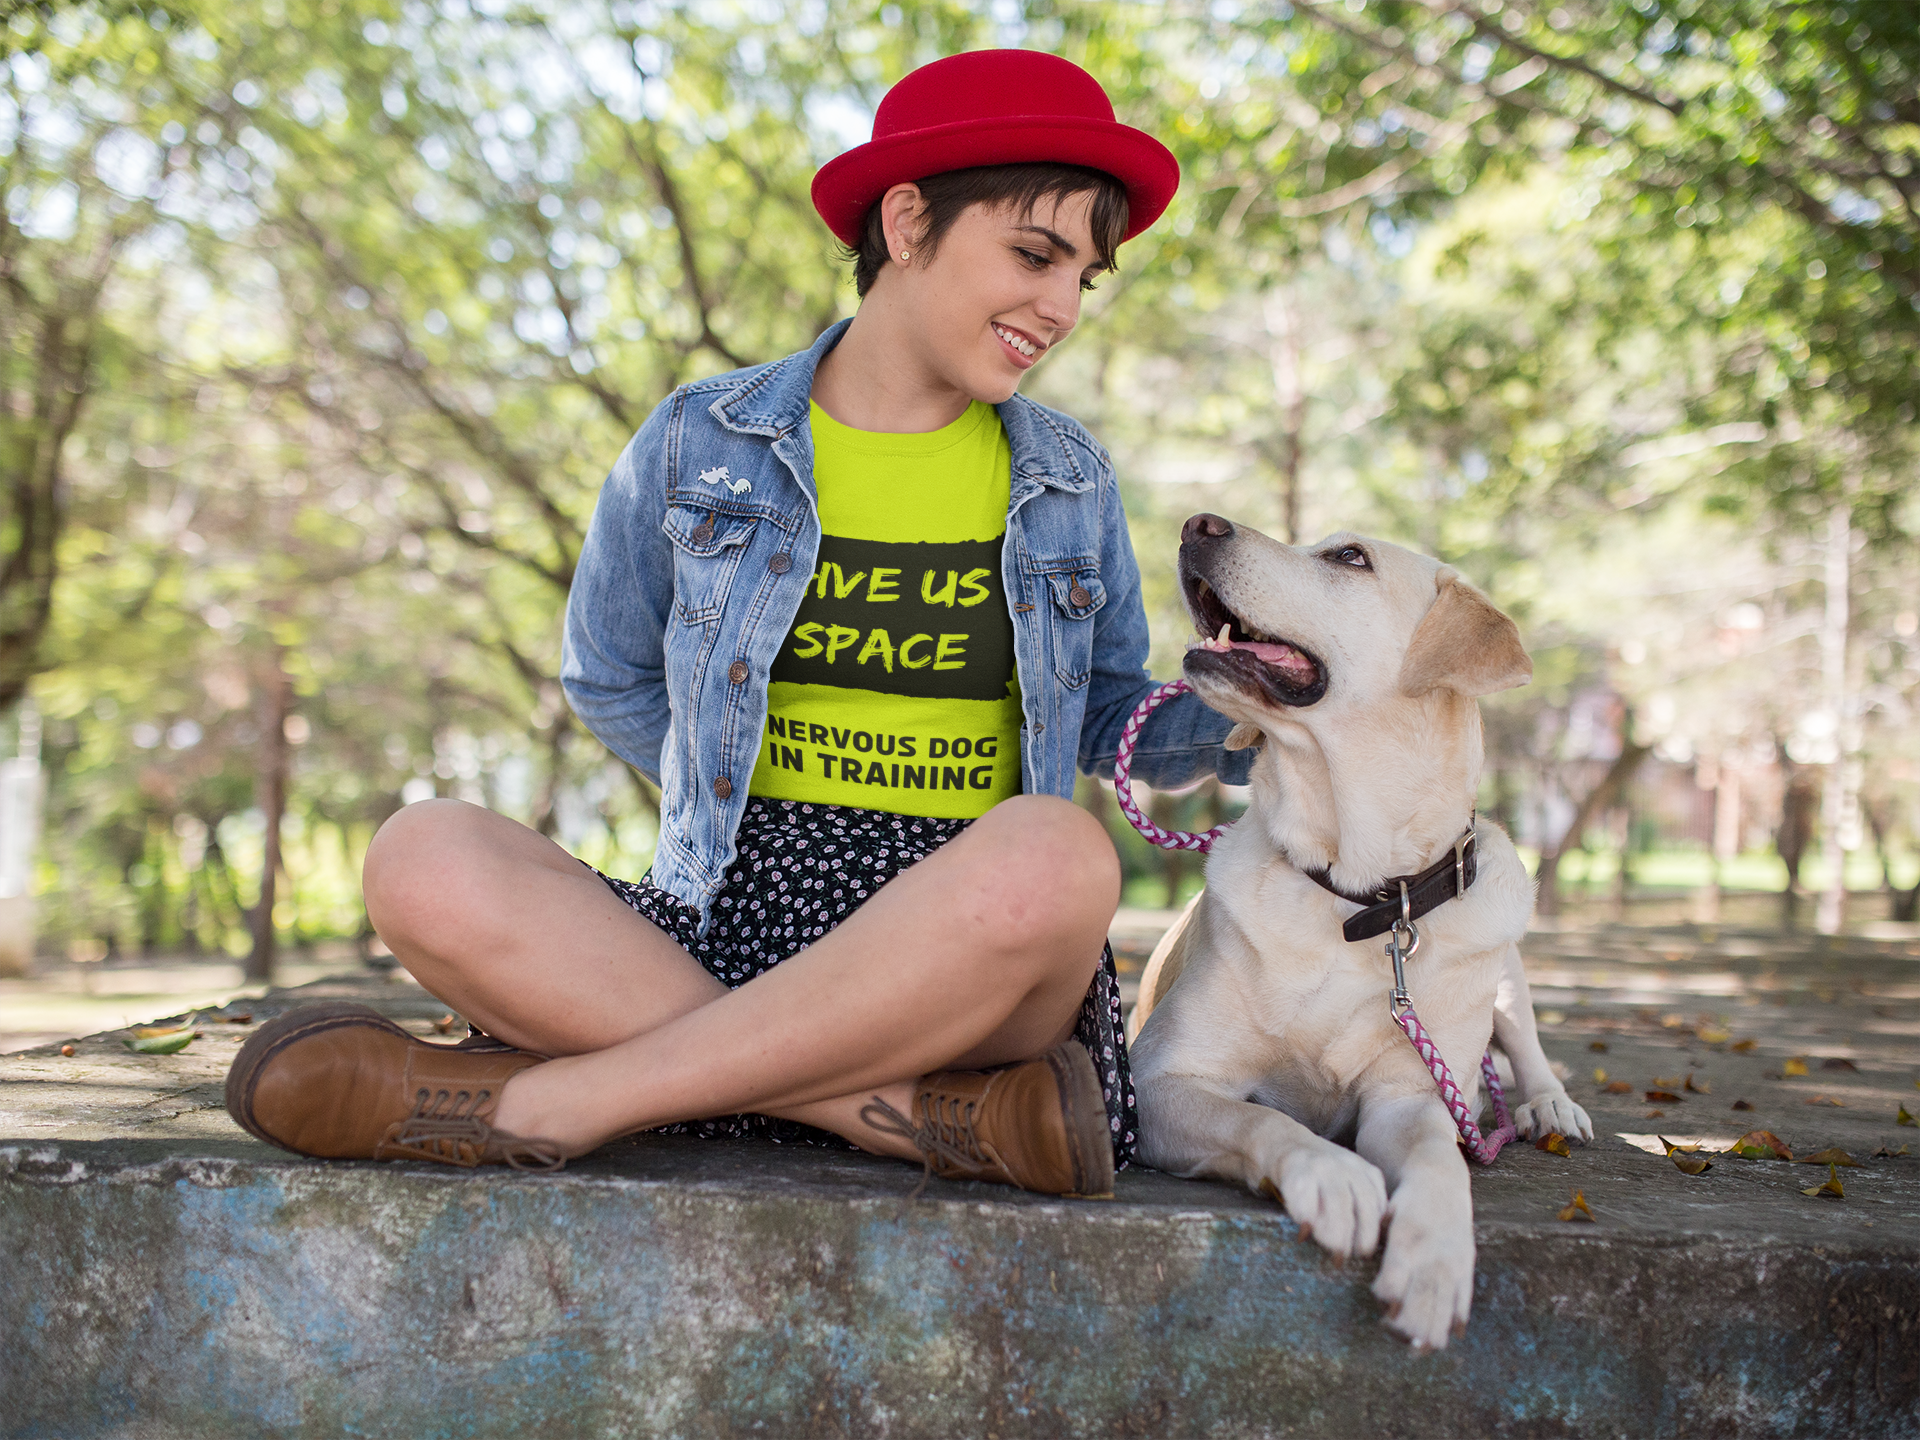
{"left": 1217, "top": 623, "right": 1231, "bottom": 647}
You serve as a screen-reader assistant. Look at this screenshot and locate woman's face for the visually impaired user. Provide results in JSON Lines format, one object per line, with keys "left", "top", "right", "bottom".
{"left": 884, "top": 189, "right": 1106, "bottom": 405}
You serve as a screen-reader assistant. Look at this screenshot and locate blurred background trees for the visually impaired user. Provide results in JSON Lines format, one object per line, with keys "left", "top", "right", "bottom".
{"left": 2, "top": 0, "right": 1914, "bottom": 975}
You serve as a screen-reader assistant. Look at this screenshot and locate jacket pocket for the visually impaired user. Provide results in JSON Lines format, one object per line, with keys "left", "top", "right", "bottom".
{"left": 1042, "top": 565, "right": 1105, "bottom": 689}
{"left": 663, "top": 503, "right": 757, "bottom": 623}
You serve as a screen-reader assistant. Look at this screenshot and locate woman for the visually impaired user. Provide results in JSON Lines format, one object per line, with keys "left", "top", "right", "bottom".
{"left": 224, "top": 49, "right": 1250, "bottom": 1195}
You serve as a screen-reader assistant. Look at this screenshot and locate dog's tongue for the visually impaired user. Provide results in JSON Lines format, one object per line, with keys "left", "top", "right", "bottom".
{"left": 1230, "top": 639, "right": 1317, "bottom": 686}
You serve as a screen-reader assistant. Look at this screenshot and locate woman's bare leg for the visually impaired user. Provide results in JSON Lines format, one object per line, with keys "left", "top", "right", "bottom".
{"left": 361, "top": 795, "right": 1117, "bottom": 1157}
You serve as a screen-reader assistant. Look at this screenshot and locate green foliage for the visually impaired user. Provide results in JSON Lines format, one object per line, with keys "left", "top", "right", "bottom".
{"left": 4, "top": 0, "right": 1916, "bottom": 952}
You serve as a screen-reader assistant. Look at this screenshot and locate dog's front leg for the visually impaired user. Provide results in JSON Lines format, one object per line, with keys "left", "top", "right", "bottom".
{"left": 1354, "top": 1092, "right": 1475, "bottom": 1351}
{"left": 1491, "top": 944, "right": 1593, "bottom": 1142}
{"left": 1137, "top": 1074, "right": 1387, "bottom": 1259}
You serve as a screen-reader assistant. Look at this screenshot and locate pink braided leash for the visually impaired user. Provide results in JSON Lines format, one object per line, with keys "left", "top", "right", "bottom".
{"left": 1393, "top": 1006, "right": 1517, "bottom": 1165}
{"left": 1111, "top": 679, "right": 1228, "bottom": 852}
{"left": 1114, "top": 678, "right": 1514, "bottom": 1164}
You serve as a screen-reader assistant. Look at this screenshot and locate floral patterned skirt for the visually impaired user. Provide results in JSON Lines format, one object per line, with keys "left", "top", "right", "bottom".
{"left": 597, "top": 796, "right": 1137, "bottom": 1167}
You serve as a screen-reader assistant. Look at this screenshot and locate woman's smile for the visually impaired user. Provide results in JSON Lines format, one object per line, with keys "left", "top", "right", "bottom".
{"left": 992, "top": 321, "right": 1044, "bottom": 368}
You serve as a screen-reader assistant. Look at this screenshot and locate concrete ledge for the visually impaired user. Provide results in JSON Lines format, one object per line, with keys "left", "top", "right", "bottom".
{"left": 4, "top": 1133, "right": 1917, "bottom": 1439}
{"left": 4, "top": 938, "right": 1919, "bottom": 1439}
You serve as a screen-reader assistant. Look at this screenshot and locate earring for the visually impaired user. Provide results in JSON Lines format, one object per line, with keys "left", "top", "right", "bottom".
{"left": 899, "top": 250, "right": 911, "bottom": 261}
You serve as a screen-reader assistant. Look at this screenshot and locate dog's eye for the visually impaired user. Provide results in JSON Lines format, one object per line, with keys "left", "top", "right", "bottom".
{"left": 1326, "top": 545, "right": 1371, "bottom": 570}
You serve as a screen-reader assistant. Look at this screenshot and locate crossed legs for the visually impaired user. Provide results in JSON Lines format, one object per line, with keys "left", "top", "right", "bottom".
{"left": 361, "top": 795, "right": 1118, "bottom": 1159}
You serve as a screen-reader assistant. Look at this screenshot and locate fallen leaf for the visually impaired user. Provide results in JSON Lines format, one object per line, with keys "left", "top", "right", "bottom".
{"left": 1646, "top": 1090, "right": 1683, "bottom": 1103}
{"left": 123, "top": 1030, "right": 195, "bottom": 1055}
{"left": 1604, "top": 1080, "right": 1633, "bottom": 1094}
{"left": 1872, "top": 1144, "right": 1910, "bottom": 1158}
{"left": 1820, "top": 1057, "right": 1858, "bottom": 1071}
{"left": 1593, "top": 1068, "right": 1608, "bottom": 1083}
{"left": 1731, "top": 1099, "right": 1755, "bottom": 1111}
{"left": 59, "top": 1044, "right": 74, "bottom": 1057}
{"left": 1661, "top": 1014, "right": 1686, "bottom": 1028}
{"left": 132, "top": 1015, "right": 197, "bottom": 1038}
{"left": 1800, "top": 1163, "right": 1844, "bottom": 1199}
{"left": 1536, "top": 1133, "right": 1572, "bottom": 1157}
{"left": 1782, "top": 1058, "right": 1809, "bottom": 1077}
{"left": 1589, "top": 1041, "right": 1609, "bottom": 1053}
{"left": 1797, "top": 1148, "right": 1860, "bottom": 1167}
{"left": 1696, "top": 1027, "right": 1731, "bottom": 1044}
{"left": 1686, "top": 1073, "right": 1712, "bottom": 1094}
{"left": 1730, "top": 1039, "right": 1758, "bottom": 1053}
{"left": 1805, "top": 1095, "right": 1845, "bottom": 1108}
{"left": 1558, "top": 1190, "right": 1595, "bottom": 1223}
{"left": 1731, "top": 1130, "right": 1792, "bottom": 1160}
{"left": 1897, "top": 1105, "right": 1916, "bottom": 1128}
{"left": 219, "top": 1012, "right": 253, "bottom": 1025}
{"left": 434, "top": 1013, "right": 457, "bottom": 1034}
{"left": 1653, "top": 1075, "right": 1683, "bottom": 1090}
{"left": 1657, "top": 1135, "right": 1701, "bottom": 1153}
{"left": 1657, "top": 1136, "right": 1711, "bottom": 1175}
{"left": 1645, "top": 1109, "right": 1667, "bottom": 1118}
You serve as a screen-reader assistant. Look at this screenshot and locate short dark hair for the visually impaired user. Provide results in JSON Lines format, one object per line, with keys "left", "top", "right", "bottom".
{"left": 848, "top": 163, "right": 1130, "bottom": 297}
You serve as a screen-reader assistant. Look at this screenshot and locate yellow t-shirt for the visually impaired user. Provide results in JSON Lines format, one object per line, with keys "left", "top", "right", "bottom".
{"left": 749, "top": 400, "right": 1022, "bottom": 817}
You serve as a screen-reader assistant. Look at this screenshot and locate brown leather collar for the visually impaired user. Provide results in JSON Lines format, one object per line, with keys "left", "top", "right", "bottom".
{"left": 1303, "top": 824, "right": 1478, "bottom": 943}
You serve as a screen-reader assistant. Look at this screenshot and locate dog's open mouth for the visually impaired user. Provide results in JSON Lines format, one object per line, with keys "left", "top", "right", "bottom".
{"left": 1181, "top": 575, "right": 1328, "bottom": 707}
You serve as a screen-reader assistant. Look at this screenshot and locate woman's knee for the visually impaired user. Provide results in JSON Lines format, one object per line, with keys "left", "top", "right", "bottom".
{"left": 362, "top": 799, "right": 504, "bottom": 942}
{"left": 969, "top": 795, "right": 1120, "bottom": 941}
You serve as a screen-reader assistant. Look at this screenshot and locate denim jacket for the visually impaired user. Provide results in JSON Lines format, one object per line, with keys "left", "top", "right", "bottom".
{"left": 562, "top": 319, "right": 1250, "bottom": 927}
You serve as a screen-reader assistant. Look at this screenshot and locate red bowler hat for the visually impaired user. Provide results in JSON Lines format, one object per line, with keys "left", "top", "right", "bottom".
{"left": 811, "top": 49, "right": 1179, "bottom": 247}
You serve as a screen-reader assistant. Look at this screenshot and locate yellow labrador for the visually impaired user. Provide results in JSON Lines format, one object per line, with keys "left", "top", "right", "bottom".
{"left": 1128, "top": 514, "right": 1591, "bottom": 1352}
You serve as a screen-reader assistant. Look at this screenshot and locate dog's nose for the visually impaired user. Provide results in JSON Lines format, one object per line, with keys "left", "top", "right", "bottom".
{"left": 1182, "top": 513, "right": 1233, "bottom": 544}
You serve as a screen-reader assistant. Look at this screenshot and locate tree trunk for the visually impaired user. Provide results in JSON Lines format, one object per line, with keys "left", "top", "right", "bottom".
{"left": 1864, "top": 799, "right": 1920, "bottom": 923}
{"left": 0, "top": 247, "right": 113, "bottom": 713}
{"left": 1776, "top": 764, "right": 1818, "bottom": 929}
{"left": 1816, "top": 505, "right": 1860, "bottom": 936}
{"left": 1265, "top": 288, "right": 1307, "bottom": 544}
{"left": 532, "top": 715, "right": 570, "bottom": 838}
{"left": 1535, "top": 743, "right": 1651, "bottom": 917}
{"left": 246, "top": 648, "right": 292, "bottom": 983}
{"left": 1612, "top": 797, "right": 1636, "bottom": 919}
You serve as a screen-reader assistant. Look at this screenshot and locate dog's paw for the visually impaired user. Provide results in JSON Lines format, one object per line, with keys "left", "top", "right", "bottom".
{"left": 1512, "top": 1091, "right": 1594, "bottom": 1143}
{"left": 1259, "top": 1145, "right": 1388, "bottom": 1259}
{"left": 1372, "top": 1208, "right": 1474, "bottom": 1351}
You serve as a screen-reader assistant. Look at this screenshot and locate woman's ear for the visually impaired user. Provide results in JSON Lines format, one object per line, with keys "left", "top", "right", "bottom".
{"left": 879, "top": 183, "right": 927, "bottom": 261}
{"left": 1398, "top": 569, "right": 1533, "bottom": 698}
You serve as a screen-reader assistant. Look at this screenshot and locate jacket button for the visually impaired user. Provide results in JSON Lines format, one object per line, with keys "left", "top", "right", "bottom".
{"left": 768, "top": 553, "right": 792, "bottom": 574}
{"left": 1069, "top": 584, "right": 1091, "bottom": 607}
{"left": 691, "top": 520, "right": 715, "bottom": 545}
{"left": 713, "top": 776, "right": 733, "bottom": 800}
{"left": 727, "top": 660, "right": 749, "bottom": 684}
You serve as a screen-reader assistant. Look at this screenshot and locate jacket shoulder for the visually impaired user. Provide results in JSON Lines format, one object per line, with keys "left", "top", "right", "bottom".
{"left": 1002, "top": 394, "right": 1114, "bottom": 475}
{"left": 674, "top": 358, "right": 781, "bottom": 399}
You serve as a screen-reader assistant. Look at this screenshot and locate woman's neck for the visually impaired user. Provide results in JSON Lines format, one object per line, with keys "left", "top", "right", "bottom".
{"left": 810, "top": 301, "right": 979, "bottom": 434}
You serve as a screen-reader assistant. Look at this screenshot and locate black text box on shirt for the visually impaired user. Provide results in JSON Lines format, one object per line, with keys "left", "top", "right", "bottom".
{"left": 770, "top": 535, "right": 1015, "bottom": 703}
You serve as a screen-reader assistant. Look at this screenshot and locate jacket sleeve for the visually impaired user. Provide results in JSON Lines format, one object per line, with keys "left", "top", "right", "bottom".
{"left": 561, "top": 394, "right": 678, "bottom": 784}
{"left": 1076, "top": 458, "right": 1254, "bottom": 790}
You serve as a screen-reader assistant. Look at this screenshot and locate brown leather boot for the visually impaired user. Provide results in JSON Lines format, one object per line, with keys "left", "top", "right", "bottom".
{"left": 862, "top": 1041, "right": 1115, "bottom": 1198}
{"left": 225, "top": 1002, "right": 566, "bottom": 1170}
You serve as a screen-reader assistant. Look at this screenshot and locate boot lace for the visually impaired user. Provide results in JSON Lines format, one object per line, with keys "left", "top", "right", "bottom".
{"left": 388, "top": 1086, "right": 566, "bottom": 1172}
{"left": 861, "top": 1091, "right": 995, "bottom": 1199}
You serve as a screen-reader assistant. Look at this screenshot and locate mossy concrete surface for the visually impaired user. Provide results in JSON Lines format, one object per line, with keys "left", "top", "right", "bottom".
{"left": 3, "top": 926, "right": 1918, "bottom": 1439}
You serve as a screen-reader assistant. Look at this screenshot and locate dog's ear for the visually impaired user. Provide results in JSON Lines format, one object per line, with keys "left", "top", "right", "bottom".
{"left": 1223, "top": 722, "right": 1263, "bottom": 752}
{"left": 1398, "top": 568, "right": 1532, "bottom": 698}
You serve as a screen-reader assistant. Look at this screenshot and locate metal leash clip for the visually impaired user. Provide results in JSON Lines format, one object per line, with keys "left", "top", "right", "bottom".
{"left": 1386, "top": 879, "right": 1420, "bottom": 1017}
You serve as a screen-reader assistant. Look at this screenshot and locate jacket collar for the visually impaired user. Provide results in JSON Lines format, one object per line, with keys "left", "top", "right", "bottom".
{"left": 708, "top": 317, "right": 1091, "bottom": 494}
